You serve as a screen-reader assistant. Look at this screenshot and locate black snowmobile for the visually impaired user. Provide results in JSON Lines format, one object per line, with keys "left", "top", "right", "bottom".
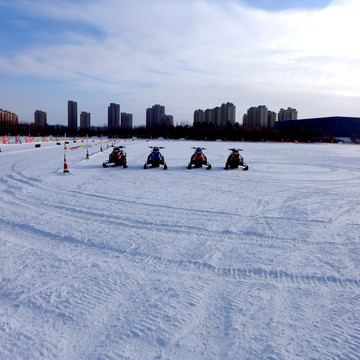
{"left": 144, "top": 146, "right": 167, "bottom": 170}
{"left": 187, "top": 147, "right": 211, "bottom": 170}
{"left": 103, "top": 146, "right": 128, "bottom": 168}
{"left": 224, "top": 148, "right": 249, "bottom": 171}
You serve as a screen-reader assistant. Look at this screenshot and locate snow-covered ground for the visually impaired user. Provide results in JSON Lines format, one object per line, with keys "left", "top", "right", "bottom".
{"left": 0, "top": 139, "right": 359, "bottom": 360}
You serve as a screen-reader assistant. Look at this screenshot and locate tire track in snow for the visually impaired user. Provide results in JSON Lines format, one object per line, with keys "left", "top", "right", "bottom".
{"left": 4, "top": 153, "right": 360, "bottom": 281}
{"left": 0, "top": 232, "right": 131, "bottom": 324}
{"left": 2, "top": 170, "right": 358, "bottom": 250}
{"left": 4, "top": 166, "right": 335, "bottom": 223}
{"left": 2, "top": 217, "right": 359, "bottom": 291}
{"left": 252, "top": 161, "right": 360, "bottom": 186}
{"left": 0, "top": 230, "right": 144, "bottom": 360}
{"left": 3, "top": 142, "right": 360, "bottom": 359}
{"left": 2, "top": 189, "right": 357, "bottom": 250}
{"left": 7, "top": 151, "right": 358, "bottom": 250}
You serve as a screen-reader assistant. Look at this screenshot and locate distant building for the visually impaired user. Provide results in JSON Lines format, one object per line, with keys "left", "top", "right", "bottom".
{"left": 80, "top": 111, "right": 91, "bottom": 129}
{"left": 108, "top": 103, "right": 120, "bottom": 130}
{"left": 194, "top": 109, "right": 204, "bottom": 124}
{"left": 204, "top": 109, "right": 213, "bottom": 125}
{"left": 194, "top": 102, "right": 235, "bottom": 126}
{"left": 121, "top": 112, "right": 133, "bottom": 129}
{"left": 220, "top": 102, "right": 236, "bottom": 126}
{"left": 267, "top": 111, "right": 277, "bottom": 128}
{"left": 0, "top": 108, "right": 18, "bottom": 127}
{"left": 278, "top": 107, "right": 298, "bottom": 121}
{"left": 162, "top": 115, "right": 173, "bottom": 127}
{"left": 243, "top": 105, "right": 277, "bottom": 128}
{"left": 213, "top": 107, "right": 221, "bottom": 126}
{"left": 146, "top": 104, "right": 173, "bottom": 128}
{"left": 244, "top": 105, "right": 268, "bottom": 128}
{"left": 68, "top": 101, "right": 78, "bottom": 130}
{"left": 34, "top": 110, "right": 47, "bottom": 127}
{"left": 275, "top": 116, "right": 360, "bottom": 138}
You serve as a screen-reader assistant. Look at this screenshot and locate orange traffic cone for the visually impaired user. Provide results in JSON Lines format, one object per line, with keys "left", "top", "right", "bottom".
{"left": 63, "top": 153, "right": 69, "bottom": 173}
{"left": 86, "top": 146, "right": 90, "bottom": 159}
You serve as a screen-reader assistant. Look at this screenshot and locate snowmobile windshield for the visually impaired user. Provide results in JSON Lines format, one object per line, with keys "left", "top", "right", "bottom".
{"left": 113, "top": 148, "right": 120, "bottom": 153}
{"left": 196, "top": 148, "right": 202, "bottom": 154}
{"left": 233, "top": 150, "right": 239, "bottom": 155}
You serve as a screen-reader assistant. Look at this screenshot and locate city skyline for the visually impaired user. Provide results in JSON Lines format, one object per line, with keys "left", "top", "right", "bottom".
{"left": 2, "top": 101, "right": 298, "bottom": 130}
{"left": 1, "top": 0, "right": 360, "bottom": 127}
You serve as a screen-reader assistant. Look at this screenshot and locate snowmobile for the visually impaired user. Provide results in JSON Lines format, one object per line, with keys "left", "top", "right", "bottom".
{"left": 102, "top": 146, "right": 128, "bottom": 168}
{"left": 224, "top": 148, "right": 249, "bottom": 171}
{"left": 144, "top": 146, "right": 167, "bottom": 170}
{"left": 187, "top": 147, "right": 211, "bottom": 170}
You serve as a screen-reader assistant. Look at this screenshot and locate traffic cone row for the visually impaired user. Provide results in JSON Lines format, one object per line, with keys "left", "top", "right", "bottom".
{"left": 62, "top": 140, "right": 106, "bottom": 173}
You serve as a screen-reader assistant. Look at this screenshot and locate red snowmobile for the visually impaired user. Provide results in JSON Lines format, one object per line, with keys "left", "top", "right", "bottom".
{"left": 187, "top": 147, "right": 211, "bottom": 170}
{"left": 224, "top": 148, "right": 248, "bottom": 170}
{"left": 103, "top": 146, "right": 127, "bottom": 168}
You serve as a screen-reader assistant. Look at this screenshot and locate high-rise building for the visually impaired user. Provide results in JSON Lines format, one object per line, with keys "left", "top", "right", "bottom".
{"left": 152, "top": 104, "right": 165, "bottom": 127}
{"left": 244, "top": 105, "right": 276, "bottom": 128}
{"left": 162, "top": 115, "right": 173, "bottom": 127}
{"left": 108, "top": 103, "right": 120, "bottom": 130}
{"left": 121, "top": 112, "right": 133, "bottom": 129}
{"left": 80, "top": 111, "right": 91, "bottom": 129}
{"left": 68, "top": 101, "right": 78, "bottom": 130}
{"left": 146, "top": 104, "right": 165, "bottom": 128}
{"left": 220, "top": 102, "right": 236, "bottom": 126}
{"left": 34, "top": 110, "right": 47, "bottom": 127}
{"left": 278, "top": 107, "right": 298, "bottom": 121}
{"left": 204, "top": 109, "right": 213, "bottom": 125}
{"left": 193, "top": 102, "right": 235, "bottom": 126}
{"left": 0, "top": 108, "right": 18, "bottom": 127}
{"left": 146, "top": 108, "right": 152, "bottom": 129}
{"left": 146, "top": 104, "right": 172, "bottom": 128}
{"left": 193, "top": 109, "right": 204, "bottom": 124}
{"left": 267, "top": 111, "right": 277, "bottom": 128}
{"left": 213, "top": 107, "right": 221, "bottom": 127}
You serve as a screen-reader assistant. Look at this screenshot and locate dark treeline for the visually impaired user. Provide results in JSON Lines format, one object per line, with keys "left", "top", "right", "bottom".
{"left": 1, "top": 121, "right": 354, "bottom": 143}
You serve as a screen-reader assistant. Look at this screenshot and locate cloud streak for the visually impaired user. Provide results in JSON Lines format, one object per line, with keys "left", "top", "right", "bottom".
{"left": 1, "top": 0, "right": 360, "bottom": 125}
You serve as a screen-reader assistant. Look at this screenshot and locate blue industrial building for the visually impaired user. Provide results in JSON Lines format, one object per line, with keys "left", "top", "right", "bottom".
{"left": 275, "top": 116, "right": 360, "bottom": 137}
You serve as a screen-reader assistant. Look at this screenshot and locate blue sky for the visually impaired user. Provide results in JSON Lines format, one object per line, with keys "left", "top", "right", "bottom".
{"left": 1, "top": 0, "right": 360, "bottom": 127}
{"left": 245, "top": 0, "right": 332, "bottom": 11}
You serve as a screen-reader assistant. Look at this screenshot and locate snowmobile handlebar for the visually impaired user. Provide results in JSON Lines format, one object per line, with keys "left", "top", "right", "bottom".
{"left": 228, "top": 148, "right": 243, "bottom": 151}
{"left": 191, "top": 147, "right": 207, "bottom": 150}
{"left": 148, "top": 146, "right": 165, "bottom": 149}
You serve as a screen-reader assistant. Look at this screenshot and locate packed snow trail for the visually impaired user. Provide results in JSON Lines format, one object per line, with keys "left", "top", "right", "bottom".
{"left": 0, "top": 140, "right": 359, "bottom": 359}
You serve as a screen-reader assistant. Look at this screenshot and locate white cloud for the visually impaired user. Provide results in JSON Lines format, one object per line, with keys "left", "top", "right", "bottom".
{"left": 1, "top": 0, "right": 360, "bottom": 125}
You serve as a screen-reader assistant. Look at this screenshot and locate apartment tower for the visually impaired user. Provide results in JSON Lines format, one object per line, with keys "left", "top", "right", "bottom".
{"left": 68, "top": 101, "right": 78, "bottom": 130}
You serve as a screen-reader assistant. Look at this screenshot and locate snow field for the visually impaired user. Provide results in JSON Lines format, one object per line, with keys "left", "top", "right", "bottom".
{"left": 0, "top": 139, "right": 359, "bottom": 359}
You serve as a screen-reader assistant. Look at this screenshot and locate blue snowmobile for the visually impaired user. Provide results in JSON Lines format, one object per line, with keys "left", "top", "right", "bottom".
{"left": 144, "top": 146, "right": 168, "bottom": 170}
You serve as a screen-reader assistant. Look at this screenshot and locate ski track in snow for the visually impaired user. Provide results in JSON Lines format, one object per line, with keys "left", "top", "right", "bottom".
{"left": 0, "top": 140, "right": 360, "bottom": 359}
